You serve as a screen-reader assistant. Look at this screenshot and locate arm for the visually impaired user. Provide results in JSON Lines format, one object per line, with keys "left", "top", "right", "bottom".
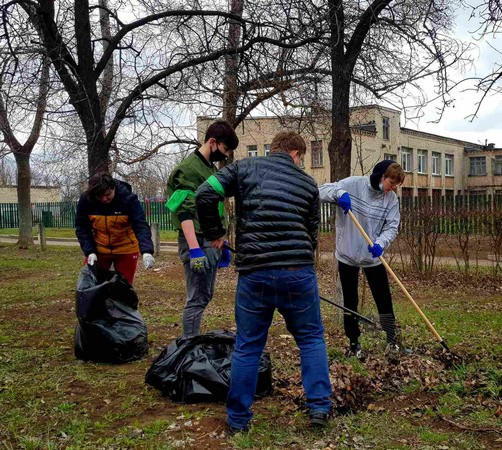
{"left": 129, "top": 194, "right": 154, "bottom": 255}
{"left": 75, "top": 196, "right": 97, "bottom": 256}
{"left": 196, "top": 162, "right": 239, "bottom": 241}
{"left": 318, "top": 181, "right": 347, "bottom": 203}
{"left": 167, "top": 169, "right": 200, "bottom": 249}
{"left": 306, "top": 189, "right": 320, "bottom": 250}
{"left": 375, "top": 198, "right": 400, "bottom": 249}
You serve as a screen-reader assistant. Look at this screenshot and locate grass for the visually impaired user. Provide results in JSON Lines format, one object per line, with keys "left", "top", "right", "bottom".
{"left": 0, "top": 243, "right": 500, "bottom": 449}
{"left": 0, "top": 227, "right": 178, "bottom": 241}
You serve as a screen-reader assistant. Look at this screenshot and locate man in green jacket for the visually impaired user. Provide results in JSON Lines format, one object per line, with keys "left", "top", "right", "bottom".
{"left": 166, "top": 120, "right": 239, "bottom": 336}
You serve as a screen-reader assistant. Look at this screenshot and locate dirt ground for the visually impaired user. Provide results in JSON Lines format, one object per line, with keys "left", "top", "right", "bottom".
{"left": 0, "top": 245, "right": 501, "bottom": 449}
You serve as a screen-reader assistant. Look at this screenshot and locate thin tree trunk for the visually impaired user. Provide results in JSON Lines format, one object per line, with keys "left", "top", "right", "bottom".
{"left": 14, "top": 152, "right": 33, "bottom": 248}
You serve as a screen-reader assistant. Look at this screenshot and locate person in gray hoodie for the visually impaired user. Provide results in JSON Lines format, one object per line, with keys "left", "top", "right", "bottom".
{"left": 319, "top": 160, "right": 405, "bottom": 360}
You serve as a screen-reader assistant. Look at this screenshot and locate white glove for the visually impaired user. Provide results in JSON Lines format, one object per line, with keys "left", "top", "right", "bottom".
{"left": 143, "top": 253, "right": 155, "bottom": 269}
{"left": 87, "top": 253, "right": 97, "bottom": 266}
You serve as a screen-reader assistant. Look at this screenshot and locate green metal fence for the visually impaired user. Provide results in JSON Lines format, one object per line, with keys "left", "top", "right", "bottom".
{"left": 0, "top": 195, "right": 500, "bottom": 233}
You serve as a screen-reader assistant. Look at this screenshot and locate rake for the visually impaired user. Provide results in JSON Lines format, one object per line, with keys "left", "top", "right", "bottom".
{"left": 347, "top": 210, "right": 461, "bottom": 359}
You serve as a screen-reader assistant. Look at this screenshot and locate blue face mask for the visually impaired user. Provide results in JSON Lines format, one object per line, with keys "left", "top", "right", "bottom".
{"left": 379, "top": 182, "right": 383, "bottom": 191}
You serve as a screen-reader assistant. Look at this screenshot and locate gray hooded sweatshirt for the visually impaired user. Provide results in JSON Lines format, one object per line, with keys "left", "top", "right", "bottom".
{"left": 319, "top": 176, "right": 400, "bottom": 267}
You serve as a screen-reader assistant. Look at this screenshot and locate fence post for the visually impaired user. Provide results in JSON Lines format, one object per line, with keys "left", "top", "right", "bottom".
{"left": 38, "top": 222, "right": 46, "bottom": 251}
{"left": 151, "top": 222, "right": 160, "bottom": 256}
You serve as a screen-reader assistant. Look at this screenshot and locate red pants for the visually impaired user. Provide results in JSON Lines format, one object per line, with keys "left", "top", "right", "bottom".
{"left": 84, "top": 253, "right": 138, "bottom": 285}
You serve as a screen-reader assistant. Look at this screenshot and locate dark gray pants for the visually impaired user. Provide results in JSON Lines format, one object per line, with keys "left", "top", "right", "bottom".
{"left": 178, "top": 233, "right": 221, "bottom": 337}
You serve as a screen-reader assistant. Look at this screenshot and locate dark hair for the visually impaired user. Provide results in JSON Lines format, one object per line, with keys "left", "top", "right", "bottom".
{"left": 270, "top": 131, "right": 306, "bottom": 156}
{"left": 86, "top": 172, "right": 115, "bottom": 201}
{"left": 204, "top": 120, "right": 239, "bottom": 150}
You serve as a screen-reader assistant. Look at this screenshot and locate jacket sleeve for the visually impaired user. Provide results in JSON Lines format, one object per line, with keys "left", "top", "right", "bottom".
{"left": 167, "top": 168, "right": 199, "bottom": 223}
{"left": 75, "top": 195, "right": 97, "bottom": 256}
{"left": 128, "top": 194, "right": 154, "bottom": 254}
{"left": 306, "top": 188, "right": 320, "bottom": 250}
{"left": 196, "top": 162, "right": 238, "bottom": 241}
{"left": 375, "top": 197, "right": 400, "bottom": 250}
{"left": 318, "top": 180, "right": 347, "bottom": 204}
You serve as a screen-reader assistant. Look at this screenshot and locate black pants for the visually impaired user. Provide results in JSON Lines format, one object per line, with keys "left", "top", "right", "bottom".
{"left": 338, "top": 260, "right": 396, "bottom": 344}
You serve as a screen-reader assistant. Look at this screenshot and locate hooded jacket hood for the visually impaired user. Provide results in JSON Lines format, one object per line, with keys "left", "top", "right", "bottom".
{"left": 370, "top": 160, "right": 395, "bottom": 191}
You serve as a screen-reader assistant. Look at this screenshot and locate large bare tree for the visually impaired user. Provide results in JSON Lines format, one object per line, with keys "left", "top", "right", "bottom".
{"left": 0, "top": 5, "right": 51, "bottom": 247}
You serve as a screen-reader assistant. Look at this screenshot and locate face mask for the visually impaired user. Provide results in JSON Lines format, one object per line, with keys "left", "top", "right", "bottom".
{"left": 379, "top": 182, "right": 383, "bottom": 191}
{"left": 209, "top": 148, "right": 228, "bottom": 162}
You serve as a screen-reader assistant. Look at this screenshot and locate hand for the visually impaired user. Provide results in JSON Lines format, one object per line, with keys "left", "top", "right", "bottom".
{"left": 218, "top": 242, "right": 231, "bottom": 268}
{"left": 338, "top": 192, "right": 351, "bottom": 215}
{"left": 189, "top": 248, "right": 208, "bottom": 273}
{"left": 211, "top": 237, "right": 225, "bottom": 249}
{"left": 368, "top": 243, "right": 383, "bottom": 258}
{"left": 143, "top": 253, "right": 155, "bottom": 269}
{"left": 87, "top": 253, "right": 97, "bottom": 266}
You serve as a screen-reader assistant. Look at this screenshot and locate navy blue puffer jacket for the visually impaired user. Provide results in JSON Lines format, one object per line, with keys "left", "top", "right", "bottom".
{"left": 195, "top": 153, "right": 319, "bottom": 272}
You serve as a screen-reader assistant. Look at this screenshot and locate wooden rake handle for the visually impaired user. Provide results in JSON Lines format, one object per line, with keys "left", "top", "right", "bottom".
{"left": 347, "top": 210, "right": 444, "bottom": 344}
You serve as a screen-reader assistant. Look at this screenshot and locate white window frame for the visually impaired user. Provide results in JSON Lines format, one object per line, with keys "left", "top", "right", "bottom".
{"left": 264, "top": 144, "right": 271, "bottom": 157}
{"left": 384, "top": 153, "right": 397, "bottom": 161}
{"left": 469, "top": 157, "right": 486, "bottom": 176}
{"left": 445, "top": 154, "right": 454, "bottom": 176}
{"left": 247, "top": 145, "right": 258, "bottom": 158}
{"left": 493, "top": 156, "right": 502, "bottom": 176}
{"left": 382, "top": 117, "right": 390, "bottom": 140}
{"left": 401, "top": 147, "right": 413, "bottom": 172}
{"left": 311, "top": 141, "right": 323, "bottom": 168}
{"left": 417, "top": 150, "right": 428, "bottom": 174}
{"left": 432, "top": 152, "right": 441, "bottom": 176}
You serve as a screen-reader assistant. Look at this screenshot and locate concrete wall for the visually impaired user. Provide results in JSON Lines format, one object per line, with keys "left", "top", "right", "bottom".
{"left": 0, "top": 186, "right": 61, "bottom": 203}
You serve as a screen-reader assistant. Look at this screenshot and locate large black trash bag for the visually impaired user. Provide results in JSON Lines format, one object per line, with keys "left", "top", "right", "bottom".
{"left": 145, "top": 330, "right": 273, "bottom": 403}
{"left": 74, "top": 265, "right": 148, "bottom": 363}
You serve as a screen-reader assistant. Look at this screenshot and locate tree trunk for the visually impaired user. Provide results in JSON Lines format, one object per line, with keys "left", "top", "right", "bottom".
{"left": 327, "top": 75, "right": 352, "bottom": 182}
{"left": 14, "top": 152, "right": 33, "bottom": 248}
{"left": 87, "top": 129, "right": 110, "bottom": 175}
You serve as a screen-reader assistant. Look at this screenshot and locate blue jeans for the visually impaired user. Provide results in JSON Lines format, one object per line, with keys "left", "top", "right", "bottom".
{"left": 227, "top": 266, "right": 332, "bottom": 429}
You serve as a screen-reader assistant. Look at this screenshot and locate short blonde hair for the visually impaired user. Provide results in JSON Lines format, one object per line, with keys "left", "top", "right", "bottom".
{"left": 270, "top": 131, "right": 306, "bottom": 156}
{"left": 384, "top": 163, "right": 405, "bottom": 184}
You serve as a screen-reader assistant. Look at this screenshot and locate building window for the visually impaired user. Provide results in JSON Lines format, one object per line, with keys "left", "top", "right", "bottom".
{"left": 264, "top": 144, "right": 271, "bottom": 157}
{"left": 311, "top": 141, "right": 323, "bottom": 168}
{"left": 445, "top": 154, "right": 454, "bottom": 176}
{"left": 493, "top": 155, "right": 502, "bottom": 176}
{"left": 384, "top": 153, "right": 397, "bottom": 161}
{"left": 401, "top": 147, "right": 412, "bottom": 172}
{"left": 247, "top": 145, "right": 258, "bottom": 158}
{"left": 432, "top": 152, "right": 441, "bottom": 175}
{"left": 469, "top": 156, "right": 486, "bottom": 176}
{"left": 417, "top": 150, "right": 427, "bottom": 174}
{"left": 382, "top": 117, "right": 390, "bottom": 140}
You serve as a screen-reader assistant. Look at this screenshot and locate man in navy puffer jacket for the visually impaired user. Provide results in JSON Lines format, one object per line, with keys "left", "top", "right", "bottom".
{"left": 196, "top": 131, "right": 332, "bottom": 433}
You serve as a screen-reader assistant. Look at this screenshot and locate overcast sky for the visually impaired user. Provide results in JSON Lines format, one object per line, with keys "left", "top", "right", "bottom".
{"left": 401, "top": 5, "right": 501, "bottom": 146}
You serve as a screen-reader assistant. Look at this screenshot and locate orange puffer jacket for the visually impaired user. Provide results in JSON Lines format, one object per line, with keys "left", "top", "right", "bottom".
{"left": 75, "top": 180, "right": 154, "bottom": 256}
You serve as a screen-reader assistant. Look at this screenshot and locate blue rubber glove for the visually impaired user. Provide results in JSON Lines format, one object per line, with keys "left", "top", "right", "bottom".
{"left": 218, "top": 242, "right": 231, "bottom": 268}
{"left": 189, "top": 247, "right": 208, "bottom": 273}
{"left": 368, "top": 243, "right": 383, "bottom": 258}
{"left": 338, "top": 192, "right": 351, "bottom": 215}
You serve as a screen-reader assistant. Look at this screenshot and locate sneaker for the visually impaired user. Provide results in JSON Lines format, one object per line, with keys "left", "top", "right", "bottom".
{"left": 226, "top": 423, "right": 249, "bottom": 436}
{"left": 345, "top": 343, "right": 366, "bottom": 361}
{"left": 309, "top": 410, "right": 329, "bottom": 428}
{"left": 385, "top": 343, "right": 410, "bottom": 363}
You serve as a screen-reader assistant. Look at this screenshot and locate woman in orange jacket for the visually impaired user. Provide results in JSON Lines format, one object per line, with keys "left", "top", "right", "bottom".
{"left": 75, "top": 172, "right": 155, "bottom": 284}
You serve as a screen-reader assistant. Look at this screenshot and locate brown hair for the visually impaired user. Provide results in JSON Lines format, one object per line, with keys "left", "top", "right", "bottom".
{"left": 85, "top": 172, "right": 115, "bottom": 201}
{"left": 270, "top": 131, "right": 306, "bottom": 156}
{"left": 384, "top": 162, "right": 405, "bottom": 184}
{"left": 204, "top": 120, "right": 239, "bottom": 150}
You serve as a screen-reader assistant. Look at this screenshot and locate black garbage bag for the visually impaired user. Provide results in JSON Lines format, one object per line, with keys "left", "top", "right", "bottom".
{"left": 74, "top": 265, "right": 148, "bottom": 363}
{"left": 145, "top": 330, "right": 273, "bottom": 403}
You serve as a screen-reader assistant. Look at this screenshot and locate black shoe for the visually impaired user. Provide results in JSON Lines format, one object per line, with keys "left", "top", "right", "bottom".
{"left": 227, "top": 423, "right": 249, "bottom": 436}
{"left": 309, "top": 410, "right": 329, "bottom": 428}
{"left": 345, "top": 343, "right": 366, "bottom": 361}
